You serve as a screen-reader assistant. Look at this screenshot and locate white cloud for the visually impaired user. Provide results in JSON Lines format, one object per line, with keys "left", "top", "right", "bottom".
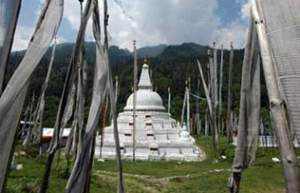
{"left": 62, "top": 0, "right": 94, "bottom": 41}
{"left": 63, "top": 0, "right": 81, "bottom": 30}
{"left": 12, "top": 26, "right": 34, "bottom": 51}
{"left": 11, "top": 0, "right": 251, "bottom": 51}
{"left": 61, "top": 0, "right": 221, "bottom": 50}
{"left": 107, "top": 0, "right": 252, "bottom": 49}
{"left": 108, "top": 0, "right": 221, "bottom": 49}
{"left": 211, "top": 0, "right": 251, "bottom": 49}
{"left": 241, "top": 0, "right": 252, "bottom": 20}
{"left": 212, "top": 21, "right": 248, "bottom": 49}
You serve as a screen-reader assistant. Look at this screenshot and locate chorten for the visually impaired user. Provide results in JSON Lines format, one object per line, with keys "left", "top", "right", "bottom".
{"left": 95, "top": 62, "right": 204, "bottom": 161}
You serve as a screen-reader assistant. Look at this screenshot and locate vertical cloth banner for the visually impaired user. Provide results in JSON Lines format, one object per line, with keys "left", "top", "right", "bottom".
{"left": 218, "top": 46, "right": 224, "bottom": 135}
{"left": 39, "top": 1, "right": 90, "bottom": 192}
{"left": 226, "top": 43, "right": 234, "bottom": 140}
{"left": 228, "top": 13, "right": 261, "bottom": 193}
{"left": 181, "top": 88, "right": 187, "bottom": 127}
{"left": 0, "top": 0, "right": 63, "bottom": 191}
{"left": 0, "top": 0, "right": 21, "bottom": 93}
{"left": 253, "top": 1, "right": 300, "bottom": 192}
{"left": 32, "top": 41, "right": 57, "bottom": 145}
{"left": 65, "top": 0, "right": 109, "bottom": 192}
{"left": 22, "top": 93, "right": 35, "bottom": 146}
{"left": 104, "top": 0, "right": 125, "bottom": 190}
{"left": 47, "top": 0, "right": 91, "bottom": 155}
{"left": 257, "top": 0, "right": 300, "bottom": 142}
{"left": 65, "top": 1, "right": 88, "bottom": 158}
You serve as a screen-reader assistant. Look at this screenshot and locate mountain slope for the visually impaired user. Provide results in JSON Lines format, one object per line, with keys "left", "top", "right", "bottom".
{"left": 8, "top": 42, "right": 248, "bottom": 126}
{"left": 137, "top": 44, "right": 167, "bottom": 58}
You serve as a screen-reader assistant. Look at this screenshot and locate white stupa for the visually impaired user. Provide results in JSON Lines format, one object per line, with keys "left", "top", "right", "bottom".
{"left": 95, "top": 62, "right": 204, "bottom": 161}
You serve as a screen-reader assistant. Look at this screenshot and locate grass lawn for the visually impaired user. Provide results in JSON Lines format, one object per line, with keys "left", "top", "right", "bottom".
{"left": 6, "top": 137, "right": 297, "bottom": 193}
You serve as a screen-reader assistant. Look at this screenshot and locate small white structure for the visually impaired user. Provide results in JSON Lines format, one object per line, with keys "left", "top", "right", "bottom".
{"left": 95, "top": 62, "right": 204, "bottom": 161}
{"left": 232, "top": 135, "right": 300, "bottom": 148}
{"left": 42, "top": 128, "right": 71, "bottom": 138}
{"left": 41, "top": 128, "right": 71, "bottom": 149}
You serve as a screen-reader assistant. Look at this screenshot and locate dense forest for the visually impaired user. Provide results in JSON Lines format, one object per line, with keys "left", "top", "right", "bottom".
{"left": 7, "top": 42, "right": 269, "bottom": 129}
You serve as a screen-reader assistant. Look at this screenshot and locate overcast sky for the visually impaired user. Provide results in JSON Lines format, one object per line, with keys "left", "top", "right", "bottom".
{"left": 12, "top": 0, "right": 251, "bottom": 51}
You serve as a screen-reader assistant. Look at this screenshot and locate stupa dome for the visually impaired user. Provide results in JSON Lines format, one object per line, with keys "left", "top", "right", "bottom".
{"left": 124, "top": 90, "right": 165, "bottom": 111}
{"left": 124, "top": 62, "right": 165, "bottom": 111}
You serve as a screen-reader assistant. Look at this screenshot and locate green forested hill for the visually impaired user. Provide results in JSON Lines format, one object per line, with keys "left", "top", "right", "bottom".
{"left": 7, "top": 42, "right": 268, "bottom": 127}
{"left": 137, "top": 44, "right": 167, "bottom": 58}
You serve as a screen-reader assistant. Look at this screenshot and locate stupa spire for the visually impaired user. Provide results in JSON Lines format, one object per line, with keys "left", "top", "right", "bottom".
{"left": 138, "top": 59, "right": 153, "bottom": 90}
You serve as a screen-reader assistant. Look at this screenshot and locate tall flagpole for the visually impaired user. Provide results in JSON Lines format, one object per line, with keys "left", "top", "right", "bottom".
{"left": 115, "top": 76, "right": 119, "bottom": 105}
{"left": 132, "top": 40, "right": 137, "bottom": 162}
{"left": 218, "top": 44, "right": 224, "bottom": 135}
{"left": 196, "top": 78, "right": 201, "bottom": 135}
{"left": 227, "top": 42, "right": 234, "bottom": 141}
{"left": 168, "top": 87, "right": 171, "bottom": 116}
{"left": 212, "top": 42, "right": 219, "bottom": 143}
{"left": 181, "top": 82, "right": 187, "bottom": 127}
{"left": 187, "top": 78, "right": 191, "bottom": 134}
